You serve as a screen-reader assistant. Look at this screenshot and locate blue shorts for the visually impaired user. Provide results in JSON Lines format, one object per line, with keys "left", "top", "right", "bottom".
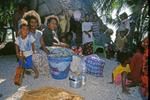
{"left": 19, "top": 55, "right": 33, "bottom": 69}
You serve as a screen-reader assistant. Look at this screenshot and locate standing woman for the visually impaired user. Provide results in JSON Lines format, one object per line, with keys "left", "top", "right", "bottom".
{"left": 23, "top": 10, "right": 50, "bottom": 77}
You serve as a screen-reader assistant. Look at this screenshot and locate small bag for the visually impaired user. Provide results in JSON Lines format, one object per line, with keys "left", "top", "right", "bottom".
{"left": 14, "top": 66, "right": 24, "bottom": 86}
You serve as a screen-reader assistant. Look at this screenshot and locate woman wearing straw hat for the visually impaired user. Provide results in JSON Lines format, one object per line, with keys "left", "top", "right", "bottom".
{"left": 43, "top": 15, "right": 69, "bottom": 48}
{"left": 23, "top": 10, "right": 50, "bottom": 77}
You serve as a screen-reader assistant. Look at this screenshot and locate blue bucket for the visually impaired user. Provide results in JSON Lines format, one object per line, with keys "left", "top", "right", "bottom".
{"left": 48, "top": 56, "right": 72, "bottom": 79}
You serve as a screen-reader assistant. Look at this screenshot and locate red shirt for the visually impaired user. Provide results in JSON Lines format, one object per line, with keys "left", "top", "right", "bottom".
{"left": 129, "top": 52, "right": 143, "bottom": 82}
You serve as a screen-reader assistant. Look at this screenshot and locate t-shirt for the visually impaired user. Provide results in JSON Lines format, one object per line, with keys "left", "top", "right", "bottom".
{"left": 82, "top": 22, "right": 93, "bottom": 44}
{"left": 113, "top": 64, "right": 131, "bottom": 81}
{"left": 15, "top": 35, "right": 35, "bottom": 57}
{"left": 29, "top": 30, "right": 42, "bottom": 50}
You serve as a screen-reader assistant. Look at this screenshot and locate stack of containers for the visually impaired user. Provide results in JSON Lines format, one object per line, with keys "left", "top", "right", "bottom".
{"left": 85, "top": 54, "right": 105, "bottom": 77}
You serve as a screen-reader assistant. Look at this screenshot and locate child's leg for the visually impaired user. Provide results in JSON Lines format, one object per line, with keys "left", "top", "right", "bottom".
{"left": 32, "top": 66, "right": 39, "bottom": 78}
{"left": 122, "top": 71, "right": 130, "bottom": 94}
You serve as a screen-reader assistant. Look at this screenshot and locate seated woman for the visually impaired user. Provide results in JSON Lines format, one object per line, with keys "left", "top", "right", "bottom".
{"left": 23, "top": 10, "right": 50, "bottom": 77}
{"left": 43, "top": 15, "right": 69, "bottom": 48}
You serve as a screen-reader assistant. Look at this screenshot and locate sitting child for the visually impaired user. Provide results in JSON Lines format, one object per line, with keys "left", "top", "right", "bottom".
{"left": 15, "top": 19, "right": 39, "bottom": 78}
{"left": 110, "top": 52, "right": 133, "bottom": 94}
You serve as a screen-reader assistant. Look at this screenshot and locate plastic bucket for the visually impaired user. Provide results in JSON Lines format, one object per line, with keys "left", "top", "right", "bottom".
{"left": 48, "top": 56, "right": 72, "bottom": 79}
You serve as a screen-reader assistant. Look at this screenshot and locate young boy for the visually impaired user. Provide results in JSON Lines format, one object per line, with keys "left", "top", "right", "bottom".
{"left": 15, "top": 19, "right": 39, "bottom": 78}
{"left": 110, "top": 52, "right": 132, "bottom": 94}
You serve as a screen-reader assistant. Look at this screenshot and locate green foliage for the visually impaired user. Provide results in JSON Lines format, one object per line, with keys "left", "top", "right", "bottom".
{"left": 0, "top": 0, "right": 15, "bottom": 27}
{"left": 93, "top": 0, "right": 149, "bottom": 40}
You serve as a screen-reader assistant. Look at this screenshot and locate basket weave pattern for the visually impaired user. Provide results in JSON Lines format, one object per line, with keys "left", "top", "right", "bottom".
{"left": 21, "top": 87, "right": 84, "bottom": 100}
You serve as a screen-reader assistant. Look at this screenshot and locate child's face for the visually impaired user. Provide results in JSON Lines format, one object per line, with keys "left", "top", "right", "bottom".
{"left": 48, "top": 19, "right": 58, "bottom": 31}
{"left": 30, "top": 18, "right": 38, "bottom": 29}
{"left": 20, "top": 26, "right": 28, "bottom": 37}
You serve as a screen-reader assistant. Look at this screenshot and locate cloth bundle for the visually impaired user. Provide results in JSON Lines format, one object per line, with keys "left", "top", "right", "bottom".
{"left": 85, "top": 54, "right": 105, "bottom": 77}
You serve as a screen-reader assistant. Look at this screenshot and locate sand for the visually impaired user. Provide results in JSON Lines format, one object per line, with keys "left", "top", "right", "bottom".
{"left": 0, "top": 55, "right": 142, "bottom": 100}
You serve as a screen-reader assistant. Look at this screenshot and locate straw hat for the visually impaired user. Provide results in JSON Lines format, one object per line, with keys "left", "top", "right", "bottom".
{"left": 23, "top": 10, "right": 41, "bottom": 27}
{"left": 44, "top": 15, "right": 59, "bottom": 26}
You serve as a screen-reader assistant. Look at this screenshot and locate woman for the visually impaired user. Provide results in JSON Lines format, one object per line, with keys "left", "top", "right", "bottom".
{"left": 43, "top": 15, "right": 69, "bottom": 48}
{"left": 23, "top": 10, "right": 50, "bottom": 77}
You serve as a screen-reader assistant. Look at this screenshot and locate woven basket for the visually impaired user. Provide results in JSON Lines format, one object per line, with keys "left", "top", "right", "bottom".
{"left": 21, "top": 87, "right": 84, "bottom": 100}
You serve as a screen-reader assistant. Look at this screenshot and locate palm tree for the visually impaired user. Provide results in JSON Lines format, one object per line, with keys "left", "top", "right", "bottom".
{"left": 91, "top": 0, "right": 149, "bottom": 41}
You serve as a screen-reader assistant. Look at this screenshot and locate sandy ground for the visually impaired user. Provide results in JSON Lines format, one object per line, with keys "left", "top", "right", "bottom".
{"left": 0, "top": 55, "right": 142, "bottom": 100}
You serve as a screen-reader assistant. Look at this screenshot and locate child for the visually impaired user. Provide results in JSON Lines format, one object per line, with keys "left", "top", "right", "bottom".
{"left": 15, "top": 19, "right": 39, "bottom": 78}
{"left": 110, "top": 52, "right": 132, "bottom": 94}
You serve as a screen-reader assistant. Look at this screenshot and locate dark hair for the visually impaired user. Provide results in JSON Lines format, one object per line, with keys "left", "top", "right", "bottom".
{"left": 117, "top": 51, "right": 133, "bottom": 64}
{"left": 24, "top": 15, "right": 38, "bottom": 26}
{"left": 47, "top": 17, "right": 58, "bottom": 25}
{"left": 120, "top": 12, "right": 128, "bottom": 20}
{"left": 136, "top": 42, "right": 145, "bottom": 54}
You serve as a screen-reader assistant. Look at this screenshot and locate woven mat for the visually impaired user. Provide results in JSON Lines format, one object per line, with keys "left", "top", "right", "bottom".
{"left": 21, "top": 87, "right": 84, "bottom": 100}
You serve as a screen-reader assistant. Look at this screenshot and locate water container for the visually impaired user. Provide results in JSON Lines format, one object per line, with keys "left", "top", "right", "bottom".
{"left": 47, "top": 47, "right": 73, "bottom": 79}
{"left": 48, "top": 56, "right": 72, "bottom": 79}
